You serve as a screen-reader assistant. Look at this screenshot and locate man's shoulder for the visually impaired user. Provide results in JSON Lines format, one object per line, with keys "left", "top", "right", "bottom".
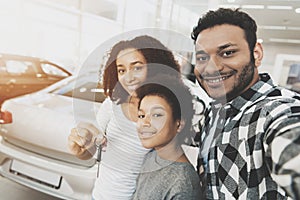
{"left": 246, "top": 86, "right": 300, "bottom": 124}
{"left": 253, "top": 85, "right": 300, "bottom": 106}
{"left": 268, "top": 85, "right": 300, "bottom": 99}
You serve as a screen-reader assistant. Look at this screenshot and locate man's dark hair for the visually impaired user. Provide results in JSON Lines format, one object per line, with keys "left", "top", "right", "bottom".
{"left": 191, "top": 8, "right": 257, "bottom": 56}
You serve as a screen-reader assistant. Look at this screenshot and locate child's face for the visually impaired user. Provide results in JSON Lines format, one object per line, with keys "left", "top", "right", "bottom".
{"left": 116, "top": 48, "right": 147, "bottom": 95}
{"left": 137, "top": 95, "right": 179, "bottom": 150}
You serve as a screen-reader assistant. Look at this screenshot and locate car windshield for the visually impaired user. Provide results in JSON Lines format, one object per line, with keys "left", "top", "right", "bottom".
{"left": 50, "top": 73, "right": 106, "bottom": 103}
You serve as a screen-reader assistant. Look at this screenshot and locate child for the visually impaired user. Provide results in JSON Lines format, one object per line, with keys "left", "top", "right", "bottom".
{"left": 133, "top": 75, "right": 202, "bottom": 200}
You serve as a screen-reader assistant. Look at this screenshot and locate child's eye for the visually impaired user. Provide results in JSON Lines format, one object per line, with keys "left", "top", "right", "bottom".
{"left": 138, "top": 114, "right": 145, "bottom": 119}
{"left": 153, "top": 113, "right": 163, "bottom": 117}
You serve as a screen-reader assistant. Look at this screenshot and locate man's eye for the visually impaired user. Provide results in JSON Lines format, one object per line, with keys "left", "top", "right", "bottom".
{"left": 196, "top": 56, "right": 209, "bottom": 62}
{"left": 222, "top": 50, "right": 235, "bottom": 57}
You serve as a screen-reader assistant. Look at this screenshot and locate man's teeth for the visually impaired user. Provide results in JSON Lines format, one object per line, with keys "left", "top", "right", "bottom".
{"left": 207, "top": 76, "right": 227, "bottom": 83}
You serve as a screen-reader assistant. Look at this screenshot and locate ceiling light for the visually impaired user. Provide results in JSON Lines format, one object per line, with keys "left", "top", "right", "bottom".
{"left": 259, "top": 25, "right": 286, "bottom": 30}
{"left": 269, "top": 38, "right": 300, "bottom": 44}
{"left": 218, "top": 4, "right": 240, "bottom": 9}
{"left": 257, "top": 39, "right": 263, "bottom": 43}
{"left": 287, "top": 26, "right": 300, "bottom": 31}
{"left": 241, "top": 5, "right": 264, "bottom": 9}
{"left": 266, "top": 5, "right": 293, "bottom": 10}
{"left": 295, "top": 8, "right": 300, "bottom": 13}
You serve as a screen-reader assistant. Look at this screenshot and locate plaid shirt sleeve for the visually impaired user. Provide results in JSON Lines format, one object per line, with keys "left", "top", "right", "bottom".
{"left": 264, "top": 104, "right": 300, "bottom": 199}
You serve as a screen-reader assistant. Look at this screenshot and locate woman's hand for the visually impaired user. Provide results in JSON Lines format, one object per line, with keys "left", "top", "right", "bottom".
{"left": 68, "top": 122, "right": 102, "bottom": 160}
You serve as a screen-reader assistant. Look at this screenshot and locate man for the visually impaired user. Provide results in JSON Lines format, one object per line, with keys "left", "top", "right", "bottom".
{"left": 191, "top": 8, "right": 300, "bottom": 199}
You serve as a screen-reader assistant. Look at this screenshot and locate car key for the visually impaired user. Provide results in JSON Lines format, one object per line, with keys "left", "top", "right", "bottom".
{"left": 94, "top": 136, "right": 103, "bottom": 178}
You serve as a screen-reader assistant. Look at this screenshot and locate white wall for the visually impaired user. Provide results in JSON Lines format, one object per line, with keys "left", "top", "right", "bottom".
{"left": 0, "top": 0, "right": 201, "bottom": 72}
{"left": 260, "top": 44, "right": 300, "bottom": 84}
{"left": 0, "top": 0, "right": 299, "bottom": 76}
{"left": 0, "top": 0, "right": 124, "bottom": 72}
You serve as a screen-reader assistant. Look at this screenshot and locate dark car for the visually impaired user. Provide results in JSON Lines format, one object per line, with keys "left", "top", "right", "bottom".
{"left": 0, "top": 53, "right": 72, "bottom": 105}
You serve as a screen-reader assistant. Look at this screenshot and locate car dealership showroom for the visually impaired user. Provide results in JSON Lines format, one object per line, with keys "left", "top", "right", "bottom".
{"left": 1, "top": 0, "right": 300, "bottom": 199}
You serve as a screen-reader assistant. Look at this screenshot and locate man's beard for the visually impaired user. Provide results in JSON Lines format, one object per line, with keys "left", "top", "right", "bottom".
{"left": 224, "top": 62, "right": 255, "bottom": 103}
{"left": 195, "top": 61, "right": 256, "bottom": 103}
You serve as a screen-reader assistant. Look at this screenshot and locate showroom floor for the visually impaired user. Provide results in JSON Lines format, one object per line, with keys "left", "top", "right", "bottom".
{"left": 0, "top": 175, "right": 62, "bottom": 200}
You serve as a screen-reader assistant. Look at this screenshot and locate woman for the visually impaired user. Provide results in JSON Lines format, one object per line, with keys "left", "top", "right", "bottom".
{"left": 68, "top": 35, "right": 180, "bottom": 200}
{"left": 133, "top": 74, "right": 202, "bottom": 200}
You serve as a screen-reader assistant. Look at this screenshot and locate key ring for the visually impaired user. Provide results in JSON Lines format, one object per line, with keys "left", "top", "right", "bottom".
{"left": 94, "top": 134, "right": 106, "bottom": 148}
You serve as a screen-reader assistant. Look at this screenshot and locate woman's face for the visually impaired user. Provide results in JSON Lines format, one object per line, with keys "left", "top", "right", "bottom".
{"left": 137, "top": 95, "right": 179, "bottom": 150}
{"left": 116, "top": 48, "right": 147, "bottom": 95}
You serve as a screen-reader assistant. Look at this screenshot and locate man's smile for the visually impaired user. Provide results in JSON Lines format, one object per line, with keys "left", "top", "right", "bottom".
{"left": 200, "top": 71, "right": 235, "bottom": 87}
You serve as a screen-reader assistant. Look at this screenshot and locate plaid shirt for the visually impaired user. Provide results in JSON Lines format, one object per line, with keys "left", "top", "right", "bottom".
{"left": 198, "top": 73, "right": 300, "bottom": 199}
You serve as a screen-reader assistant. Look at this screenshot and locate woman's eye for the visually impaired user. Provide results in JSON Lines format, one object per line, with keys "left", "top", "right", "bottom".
{"left": 133, "top": 66, "right": 144, "bottom": 71}
{"left": 118, "top": 69, "right": 125, "bottom": 74}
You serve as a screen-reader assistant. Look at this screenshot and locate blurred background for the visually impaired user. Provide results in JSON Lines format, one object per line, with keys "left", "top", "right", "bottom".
{"left": 1, "top": 0, "right": 300, "bottom": 199}
{"left": 0, "top": 0, "right": 300, "bottom": 88}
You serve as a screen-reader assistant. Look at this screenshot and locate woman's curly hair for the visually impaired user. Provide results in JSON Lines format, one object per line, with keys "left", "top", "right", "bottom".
{"left": 103, "top": 35, "right": 181, "bottom": 103}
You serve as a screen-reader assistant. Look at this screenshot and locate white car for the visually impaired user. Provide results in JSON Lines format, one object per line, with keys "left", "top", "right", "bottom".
{"left": 0, "top": 71, "right": 105, "bottom": 200}
{"left": 0, "top": 69, "right": 207, "bottom": 199}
